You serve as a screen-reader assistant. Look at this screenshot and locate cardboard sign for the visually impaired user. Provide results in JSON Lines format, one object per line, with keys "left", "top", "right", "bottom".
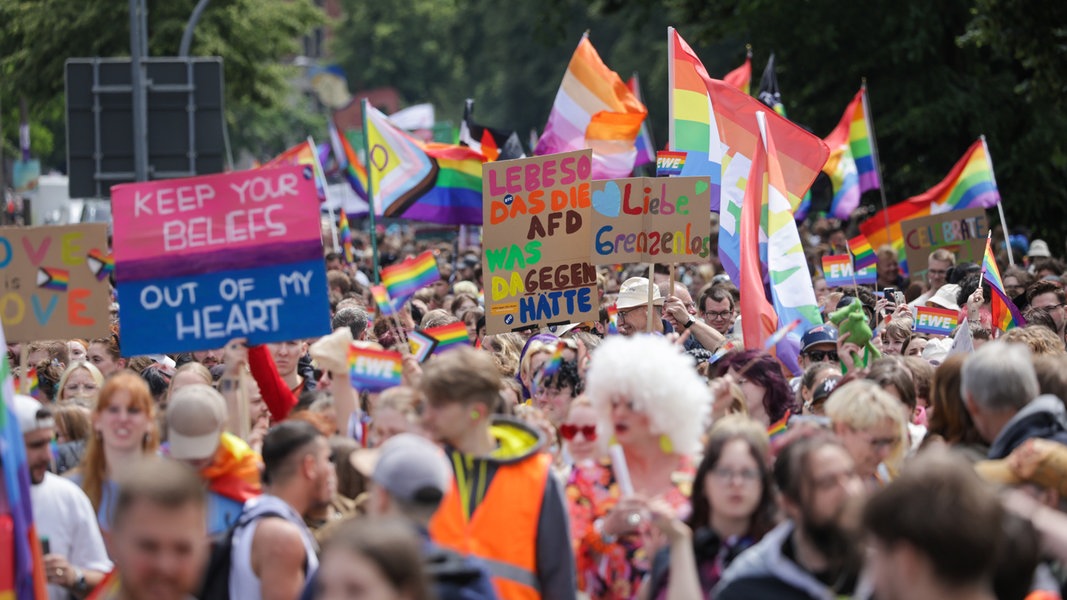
{"left": 656, "top": 151, "right": 687, "bottom": 177}
{"left": 0, "top": 224, "right": 111, "bottom": 342}
{"left": 482, "top": 150, "right": 599, "bottom": 334}
{"left": 914, "top": 306, "right": 958, "bottom": 336}
{"left": 589, "top": 176, "right": 712, "bottom": 264}
{"left": 111, "top": 166, "right": 331, "bottom": 355}
{"left": 902, "top": 207, "right": 988, "bottom": 278}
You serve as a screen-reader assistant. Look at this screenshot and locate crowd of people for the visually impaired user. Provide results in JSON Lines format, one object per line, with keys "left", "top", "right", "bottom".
{"left": 12, "top": 221, "right": 1067, "bottom": 600}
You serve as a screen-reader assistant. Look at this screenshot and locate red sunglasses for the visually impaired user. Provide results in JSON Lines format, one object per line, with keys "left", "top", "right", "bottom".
{"left": 559, "top": 424, "right": 597, "bottom": 441}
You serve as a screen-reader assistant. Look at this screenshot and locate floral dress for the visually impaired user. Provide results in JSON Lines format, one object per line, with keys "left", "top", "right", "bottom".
{"left": 565, "top": 456, "right": 695, "bottom": 600}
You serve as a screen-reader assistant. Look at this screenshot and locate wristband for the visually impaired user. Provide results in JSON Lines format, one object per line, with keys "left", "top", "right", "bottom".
{"left": 683, "top": 316, "right": 695, "bottom": 329}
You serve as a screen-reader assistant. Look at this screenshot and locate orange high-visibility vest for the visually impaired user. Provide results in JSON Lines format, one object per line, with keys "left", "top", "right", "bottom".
{"left": 430, "top": 453, "right": 551, "bottom": 600}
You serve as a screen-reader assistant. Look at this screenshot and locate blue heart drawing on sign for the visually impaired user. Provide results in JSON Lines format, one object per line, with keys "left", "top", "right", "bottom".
{"left": 592, "top": 181, "right": 622, "bottom": 218}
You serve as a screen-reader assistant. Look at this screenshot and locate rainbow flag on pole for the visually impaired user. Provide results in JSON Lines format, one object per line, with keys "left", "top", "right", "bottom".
{"left": 723, "top": 48, "right": 752, "bottom": 95}
{"left": 405, "top": 143, "right": 486, "bottom": 225}
{"left": 0, "top": 323, "right": 49, "bottom": 600}
{"left": 338, "top": 209, "right": 354, "bottom": 264}
{"left": 848, "top": 233, "right": 877, "bottom": 270}
{"left": 535, "top": 33, "right": 648, "bottom": 179}
{"left": 423, "top": 322, "right": 471, "bottom": 354}
{"left": 331, "top": 119, "right": 369, "bottom": 200}
{"left": 821, "top": 87, "right": 880, "bottom": 220}
{"left": 859, "top": 139, "right": 1000, "bottom": 275}
{"left": 668, "top": 28, "right": 829, "bottom": 283}
{"left": 982, "top": 234, "right": 1025, "bottom": 332}
{"left": 370, "top": 285, "right": 397, "bottom": 317}
{"left": 380, "top": 251, "right": 440, "bottom": 301}
{"left": 265, "top": 140, "right": 327, "bottom": 201}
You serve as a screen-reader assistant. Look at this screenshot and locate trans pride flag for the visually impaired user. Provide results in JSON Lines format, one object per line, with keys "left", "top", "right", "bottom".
{"left": 535, "top": 34, "right": 647, "bottom": 179}
{"left": 668, "top": 27, "right": 829, "bottom": 282}
{"left": 859, "top": 139, "right": 1000, "bottom": 275}
{"left": 822, "top": 87, "right": 880, "bottom": 219}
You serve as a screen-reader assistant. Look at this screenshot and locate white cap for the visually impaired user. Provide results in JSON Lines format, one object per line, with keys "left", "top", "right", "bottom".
{"left": 10, "top": 394, "right": 53, "bottom": 434}
{"left": 615, "top": 277, "right": 664, "bottom": 310}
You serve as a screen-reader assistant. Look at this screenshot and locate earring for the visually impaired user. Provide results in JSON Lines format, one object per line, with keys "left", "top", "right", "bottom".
{"left": 659, "top": 434, "right": 674, "bottom": 454}
{"left": 471, "top": 410, "right": 480, "bottom": 421}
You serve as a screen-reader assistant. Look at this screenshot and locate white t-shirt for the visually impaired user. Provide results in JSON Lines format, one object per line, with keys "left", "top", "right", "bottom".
{"left": 31, "top": 472, "right": 113, "bottom": 600}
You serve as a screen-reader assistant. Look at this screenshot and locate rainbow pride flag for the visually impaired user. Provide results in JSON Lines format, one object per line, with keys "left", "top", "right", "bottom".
{"left": 982, "top": 235, "right": 1025, "bottom": 332}
{"left": 628, "top": 74, "right": 657, "bottom": 168}
{"left": 332, "top": 120, "right": 369, "bottom": 200}
{"left": 36, "top": 267, "right": 69, "bottom": 292}
{"left": 339, "top": 209, "right": 354, "bottom": 264}
{"left": 423, "top": 322, "right": 470, "bottom": 354}
{"left": 264, "top": 140, "right": 327, "bottom": 201}
{"left": 821, "top": 88, "right": 880, "bottom": 220}
{"left": 370, "top": 285, "right": 397, "bottom": 317}
{"left": 859, "top": 139, "right": 1000, "bottom": 275}
{"left": 404, "top": 143, "right": 486, "bottom": 225}
{"left": 668, "top": 28, "right": 829, "bottom": 281}
{"left": 380, "top": 251, "right": 440, "bottom": 301}
{"left": 914, "top": 306, "right": 958, "bottom": 336}
{"left": 848, "top": 234, "right": 877, "bottom": 270}
{"left": 541, "top": 341, "right": 566, "bottom": 379}
{"left": 767, "top": 410, "right": 790, "bottom": 441}
{"left": 348, "top": 346, "right": 403, "bottom": 392}
{"left": 0, "top": 324, "right": 49, "bottom": 600}
{"left": 87, "top": 249, "right": 115, "bottom": 281}
{"left": 723, "top": 49, "right": 752, "bottom": 95}
{"left": 535, "top": 33, "right": 648, "bottom": 179}
{"left": 607, "top": 305, "right": 619, "bottom": 335}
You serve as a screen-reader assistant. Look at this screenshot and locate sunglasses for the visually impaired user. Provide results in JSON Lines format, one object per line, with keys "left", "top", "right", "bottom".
{"left": 804, "top": 350, "right": 839, "bottom": 362}
{"left": 559, "top": 424, "right": 597, "bottom": 441}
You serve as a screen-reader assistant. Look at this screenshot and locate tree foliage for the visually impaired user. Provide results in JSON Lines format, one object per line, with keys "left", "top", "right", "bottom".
{"left": 0, "top": 0, "right": 324, "bottom": 165}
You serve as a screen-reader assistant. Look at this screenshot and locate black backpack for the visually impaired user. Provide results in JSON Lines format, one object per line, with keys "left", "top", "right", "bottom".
{"left": 198, "top": 509, "right": 286, "bottom": 600}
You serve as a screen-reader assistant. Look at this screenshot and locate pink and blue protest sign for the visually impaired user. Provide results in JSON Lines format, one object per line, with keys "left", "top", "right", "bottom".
{"left": 111, "top": 166, "right": 331, "bottom": 355}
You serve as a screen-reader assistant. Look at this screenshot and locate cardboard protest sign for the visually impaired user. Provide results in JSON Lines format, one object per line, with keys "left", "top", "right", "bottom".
{"left": 0, "top": 224, "right": 111, "bottom": 342}
{"left": 902, "top": 207, "right": 988, "bottom": 278}
{"left": 482, "top": 150, "right": 599, "bottom": 334}
{"left": 914, "top": 306, "right": 958, "bottom": 336}
{"left": 111, "top": 165, "right": 331, "bottom": 355}
{"left": 589, "top": 176, "right": 712, "bottom": 264}
{"left": 821, "top": 254, "right": 876, "bottom": 288}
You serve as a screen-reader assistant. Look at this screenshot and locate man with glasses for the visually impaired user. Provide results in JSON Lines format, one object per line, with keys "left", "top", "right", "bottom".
{"left": 698, "top": 286, "right": 737, "bottom": 335}
{"left": 824, "top": 381, "right": 907, "bottom": 488}
{"left": 1026, "top": 280, "right": 1067, "bottom": 337}
{"left": 616, "top": 277, "right": 712, "bottom": 352}
{"left": 909, "top": 249, "right": 956, "bottom": 307}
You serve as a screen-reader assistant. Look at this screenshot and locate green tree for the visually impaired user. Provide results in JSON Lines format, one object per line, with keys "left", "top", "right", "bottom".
{"left": 0, "top": 0, "right": 324, "bottom": 168}
{"left": 662, "top": 0, "right": 1067, "bottom": 250}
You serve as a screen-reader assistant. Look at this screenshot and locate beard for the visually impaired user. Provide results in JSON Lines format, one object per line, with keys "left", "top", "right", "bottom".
{"left": 800, "top": 503, "right": 863, "bottom": 574}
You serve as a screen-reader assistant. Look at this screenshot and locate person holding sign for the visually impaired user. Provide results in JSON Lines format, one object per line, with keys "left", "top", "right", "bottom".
{"left": 572, "top": 335, "right": 709, "bottom": 599}
{"left": 615, "top": 278, "right": 708, "bottom": 352}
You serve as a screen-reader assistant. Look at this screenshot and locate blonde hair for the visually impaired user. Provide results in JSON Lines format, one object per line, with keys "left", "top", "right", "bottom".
{"left": 78, "top": 371, "right": 160, "bottom": 514}
{"left": 585, "top": 335, "right": 709, "bottom": 456}
{"left": 825, "top": 380, "right": 908, "bottom": 431}
{"left": 56, "top": 361, "right": 105, "bottom": 405}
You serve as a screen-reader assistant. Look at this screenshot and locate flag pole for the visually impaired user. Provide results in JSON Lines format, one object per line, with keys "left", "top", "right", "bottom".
{"left": 361, "top": 99, "right": 382, "bottom": 284}
{"left": 861, "top": 80, "right": 892, "bottom": 248}
{"left": 667, "top": 27, "right": 676, "bottom": 154}
{"left": 981, "top": 134, "right": 1014, "bottom": 266}
{"left": 307, "top": 135, "right": 340, "bottom": 253}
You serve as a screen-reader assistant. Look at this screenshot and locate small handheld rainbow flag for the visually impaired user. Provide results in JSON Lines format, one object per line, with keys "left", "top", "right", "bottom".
{"left": 407, "top": 330, "right": 438, "bottom": 363}
{"left": 348, "top": 346, "right": 404, "bottom": 392}
{"left": 848, "top": 234, "right": 877, "bottom": 270}
{"left": 981, "top": 233, "right": 1025, "bottom": 332}
{"left": 763, "top": 319, "right": 802, "bottom": 350}
{"left": 707, "top": 339, "right": 739, "bottom": 365}
{"left": 370, "top": 285, "right": 397, "bottom": 317}
{"left": 607, "top": 305, "right": 619, "bottom": 335}
{"left": 381, "top": 251, "right": 440, "bottom": 301}
{"left": 914, "top": 306, "right": 958, "bottom": 336}
{"left": 767, "top": 410, "right": 790, "bottom": 441}
{"left": 423, "top": 322, "right": 470, "bottom": 354}
{"left": 541, "top": 341, "right": 566, "bottom": 379}
{"left": 339, "top": 209, "right": 354, "bottom": 263}
{"left": 821, "top": 255, "right": 854, "bottom": 288}
{"left": 22, "top": 367, "right": 39, "bottom": 399}
{"left": 36, "top": 267, "right": 69, "bottom": 292}
{"left": 86, "top": 249, "right": 115, "bottom": 281}
{"left": 656, "top": 151, "right": 687, "bottom": 177}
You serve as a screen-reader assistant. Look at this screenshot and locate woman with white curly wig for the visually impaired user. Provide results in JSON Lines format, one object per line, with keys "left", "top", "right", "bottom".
{"left": 567, "top": 334, "right": 710, "bottom": 599}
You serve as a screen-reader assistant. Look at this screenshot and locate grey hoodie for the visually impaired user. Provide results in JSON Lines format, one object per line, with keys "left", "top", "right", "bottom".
{"left": 988, "top": 394, "right": 1067, "bottom": 459}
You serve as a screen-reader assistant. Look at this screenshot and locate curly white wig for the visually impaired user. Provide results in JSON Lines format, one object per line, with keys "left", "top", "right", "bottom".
{"left": 584, "top": 334, "right": 710, "bottom": 456}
